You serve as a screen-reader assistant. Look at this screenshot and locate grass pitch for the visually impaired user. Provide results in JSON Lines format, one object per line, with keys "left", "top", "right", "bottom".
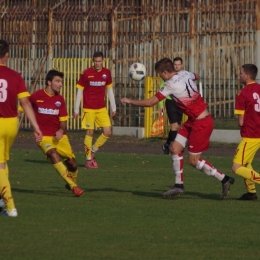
{"left": 1, "top": 149, "right": 260, "bottom": 260}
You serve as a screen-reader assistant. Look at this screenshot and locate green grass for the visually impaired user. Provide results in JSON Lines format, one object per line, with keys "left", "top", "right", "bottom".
{"left": 1, "top": 149, "right": 260, "bottom": 259}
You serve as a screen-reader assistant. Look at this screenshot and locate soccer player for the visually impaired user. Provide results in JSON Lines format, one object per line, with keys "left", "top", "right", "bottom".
{"left": 121, "top": 58, "right": 235, "bottom": 199}
{"left": 232, "top": 64, "right": 260, "bottom": 200}
{"left": 73, "top": 51, "right": 116, "bottom": 169}
{"left": 24, "top": 69, "right": 84, "bottom": 197}
{"left": 0, "top": 40, "right": 42, "bottom": 217}
{"left": 159, "top": 57, "right": 194, "bottom": 154}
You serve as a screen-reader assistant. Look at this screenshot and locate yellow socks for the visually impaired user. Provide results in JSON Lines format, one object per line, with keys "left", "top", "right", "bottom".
{"left": 0, "top": 167, "right": 15, "bottom": 212}
{"left": 84, "top": 134, "right": 109, "bottom": 159}
{"left": 84, "top": 135, "right": 93, "bottom": 160}
{"left": 244, "top": 178, "right": 257, "bottom": 193}
{"left": 53, "top": 162, "right": 76, "bottom": 189}
{"left": 93, "top": 133, "right": 109, "bottom": 152}
{"left": 243, "top": 163, "right": 256, "bottom": 193}
{"left": 235, "top": 166, "right": 260, "bottom": 185}
{"left": 68, "top": 169, "right": 78, "bottom": 183}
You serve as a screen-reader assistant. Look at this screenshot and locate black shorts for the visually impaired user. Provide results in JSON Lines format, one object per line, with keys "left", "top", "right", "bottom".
{"left": 165, "top": 99, "right": 183, "bottom": 124}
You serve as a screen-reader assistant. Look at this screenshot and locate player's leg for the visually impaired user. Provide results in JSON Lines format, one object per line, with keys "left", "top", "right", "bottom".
{"left": 0, "top": 118, "right": 18, "bottom": 217}
{"left": 162, "top": 123, "right": 187, "bottom": 197}
{"left": 46, "top": 149, "right": 75, "bottom": 187}
{"left": 63, "top": 157, "right": 83, "bottom": 197}
{"left": 57, "top": 135, "right": 78, "bottom": 184}
{"left": 232, "top": 140, "right": 259, "bottom": 200}
{"left": 188, "top": 116, "right": 234, "bottom": 199}
{"left": 82, "top": 111, "right": 98, "bottom": 168}
{"left": 39, "top": 136, "right": 82, "bottom": 196}
{"left": 162, "top": 100, "right": 182, "bottom": 154}
{"left": 94, "top": 125, "right": 111, "bottom": 150}
{"left": 64, "top": 158, "right": 78, "bottom": 183}
{"left": 191, "top": 154, "right": 235, "bottom": 199}
{"left": 57, "top": 135, "right": 83, "bottom": 196}
{"left": 88, "top": 108, "right": 112, "bottom": 167}
{"left": 239, "top": 164, "right": 258, "bottom": 200}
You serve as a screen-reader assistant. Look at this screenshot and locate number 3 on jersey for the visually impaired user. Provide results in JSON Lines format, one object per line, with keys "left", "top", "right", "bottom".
{"left": 0, "top": 79, "right": 7, "bottom": 102}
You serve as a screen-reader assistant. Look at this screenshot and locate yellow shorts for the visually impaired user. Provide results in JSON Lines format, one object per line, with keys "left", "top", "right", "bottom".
{"left": 233, "top": 138, "right": 260, "bottom": 165}
{"left": 38, "top": 135, "right": 75, "bottom": 159}
{"left": 81, "top": 107, "right": 111, "bottom": 129}
{"left": 0, "top": 117, "right": 18, "bottom": 162}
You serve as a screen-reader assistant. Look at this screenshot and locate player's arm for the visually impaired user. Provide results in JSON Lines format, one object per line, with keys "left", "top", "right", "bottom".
{"left": 234, "top": 91, "right": 244, "bottom": 127}
{"left": 74, "top": 71, "right": 85, "bottom": 118}
{"left": 106, "top": 84, "right": 116, "bottom": 117}
{"left": 238, "top": 114, "right": 244, "bottom": 127}
{"left": 19, "top": 97, "right": 42, "bottom": 142}
{"left": 121, "top": 95, "right": 159, "bottom": 107}
{"left": 57, "top": 97, "right": 69, "bottom": 140}
{"left": 158, "top": 100, "right": 164, "bottom": 113}
{"left": 55, "top": 120, "right": 67, "bottom": 140}
{"left": 193, "top": 73, "right": 200, "bottom": 81}
{"left": 158, "top": 80, "right": 165, "bottom": 113}
{"left": 73, "top": 85, "right": 83, "bottom": 119}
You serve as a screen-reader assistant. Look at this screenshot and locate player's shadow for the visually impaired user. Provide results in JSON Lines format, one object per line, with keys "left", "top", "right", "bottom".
{"left": 24, "top": 159, "right": 49, "bottom": 164}
{"left": 12, "top": 186, "right": 228, "bottom": 200}
{"left": 82, "top": 187, "right": 163, "bottom": 199}
{"left": 84, "top": 188, "right": 224, "bottom": 200}
{"left": 12, "top": 187, "right": 74, "bottom": 197}
{"left": 184, "top": 191, "right": 223, "bottom": 200}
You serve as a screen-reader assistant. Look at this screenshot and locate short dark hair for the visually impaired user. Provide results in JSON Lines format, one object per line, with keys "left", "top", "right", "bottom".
{"left": 173, "top": 57, "right": 183, "bottom": 64}
{"left": 45, "top": 69, "right": 64, "bottom": 86}
{"left": 155, "top": 58, "right": 174, "bottom": 73}
{"left": 93, "top": 51, "right": 104, "bottom": 59}
{"left": 0, "top": 40, "right": 9, "bottom": 58}
{"left": 242, "top": 64, "right": 258, "bottom": 80}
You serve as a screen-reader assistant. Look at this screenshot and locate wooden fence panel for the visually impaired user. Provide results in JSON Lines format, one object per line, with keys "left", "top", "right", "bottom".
{"left": 0, "top": 0, "right": 258, "bottom": 129}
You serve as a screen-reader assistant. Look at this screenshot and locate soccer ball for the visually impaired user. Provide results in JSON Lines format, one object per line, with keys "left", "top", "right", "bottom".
{"left": 129, "top": 63, "right": 146, "bottom": 81}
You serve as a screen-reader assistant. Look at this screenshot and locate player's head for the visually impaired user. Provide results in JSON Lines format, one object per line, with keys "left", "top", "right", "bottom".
{"left": 45, "top": 69, "right": 64, "bottom": 94}
{"left": 93, "top": 51, "right": 104, "bottom": 71}
{"left": 0, "top": 40, "right": 9, "bottom": 59}
{"left": 155, "top": 58, "right": 174, "bottom": 80}
{"left": 173, "top": 57, "right": 183, "bottom": 72}
{"left": 240, "top": 64, "right": 258, "bottom": 85}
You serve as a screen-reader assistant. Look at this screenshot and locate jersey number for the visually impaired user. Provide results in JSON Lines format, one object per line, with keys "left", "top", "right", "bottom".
{"left": 0, "top": 79, "right": 8, "bottom": 102}
{"left": 253, "top": 92, "right": 260, "bottom": 112}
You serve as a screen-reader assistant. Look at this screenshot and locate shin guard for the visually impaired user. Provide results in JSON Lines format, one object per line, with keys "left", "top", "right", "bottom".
{"left": 172, "top": 154, "right": 184, "bottom": 184}
{"left": 196, "top": 158, "right": 224, "bottom": 181}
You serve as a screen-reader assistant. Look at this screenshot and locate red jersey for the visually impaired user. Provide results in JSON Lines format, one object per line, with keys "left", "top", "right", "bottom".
{"left": 0, "top": 65, "right": 30, "bottom": 117}
{"left": 30, "top": 89, "right": 68, "bottom": 136}
{"left": 155, "top": 70, "right": 207, "bottom": 119}
{"left": 235, "top": 82, "right": 260, "bottom": 138}
{"left": 76, "top": 66, "right": 112, "bottom": 109}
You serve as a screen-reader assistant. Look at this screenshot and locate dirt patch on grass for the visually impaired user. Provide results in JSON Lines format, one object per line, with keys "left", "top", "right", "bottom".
{"left": 13, "top": 130, "right": 238, "bottom": 157}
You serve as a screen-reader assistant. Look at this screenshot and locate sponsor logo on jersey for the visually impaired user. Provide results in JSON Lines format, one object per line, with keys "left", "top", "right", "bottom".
{"left": 89, "top": 81, "right": 106, "bottom": 86}
{"left": 102, "top": 74, "right": 107, "bottom": 79}
{"left": 55, "top": 101, "right": 61, "bottom": 107}
{"left": 38, "top": 107, "right": 59, "bottom": 115}
{"left": 88, "top": 76, "right": 94, "bottom": 78}
{"left": 36, "top": 100, "right": 44, "bottom": 102}
{"left": 45, "top": 144, "right": 51, "bottom": 148}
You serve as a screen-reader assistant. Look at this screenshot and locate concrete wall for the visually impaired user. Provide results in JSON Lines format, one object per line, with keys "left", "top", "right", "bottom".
{"left": 210, "top": 129, "right": 240, "bottom": 143}
{"left": 112, "top": 127, "right": 241, "bottom": 143}
{"left": 112, "top": 127, "right": 145, "bottom": 139}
